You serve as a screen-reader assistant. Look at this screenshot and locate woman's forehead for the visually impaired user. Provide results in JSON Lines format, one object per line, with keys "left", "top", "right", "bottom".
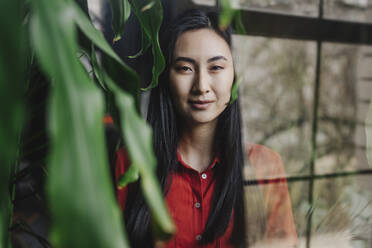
{"left": 172, "top": 28, "right": 232, "bottom": 61}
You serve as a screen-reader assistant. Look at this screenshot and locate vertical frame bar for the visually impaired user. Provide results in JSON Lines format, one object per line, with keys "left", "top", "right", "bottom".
{"left": 306, "top": 0, "right": 324, "bottom": 247}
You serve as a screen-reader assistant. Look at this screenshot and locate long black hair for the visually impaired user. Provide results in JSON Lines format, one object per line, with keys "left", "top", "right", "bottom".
{"left": 124, "top": 9, "right": 249, "bottom": 248}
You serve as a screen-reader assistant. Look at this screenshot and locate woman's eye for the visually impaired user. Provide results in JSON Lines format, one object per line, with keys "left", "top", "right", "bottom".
{"left": 210, "top": 65, "right": 224, "bottom": 71}
{"left": 176, "top": 66, "right": 192, "bottom": 72}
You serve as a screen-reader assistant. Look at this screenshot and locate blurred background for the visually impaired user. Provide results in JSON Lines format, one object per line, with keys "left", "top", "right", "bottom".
{"left": 13, "top": 0, "right": 372, "bottom": 247}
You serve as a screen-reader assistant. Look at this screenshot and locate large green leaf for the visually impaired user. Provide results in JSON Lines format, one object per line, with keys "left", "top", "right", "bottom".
{"left": 72, "top": 1, "right": 141, "bottom": 108}
{"left": 109, "top": 0, "right": 131, "bottom": 42}
{"left": 105, "top": 75, "right": 175, "bottom": 239}
{"left": 72, "top": 1, "right": 124, "bottom": 66}
{"left": 75, "top": 0, "right": 89, "bottom": 16}
{"left": 129, "top": 0, "right": 165, "bottom": 90}
{"left": 30, "top": 0, "right": 129, "bottom": 247}
{"left": 0, "top": 0, "right": 25, "bottom": 247}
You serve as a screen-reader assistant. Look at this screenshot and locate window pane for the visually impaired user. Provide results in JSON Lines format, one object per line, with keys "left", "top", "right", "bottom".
{"left": 289, "top": 180, "right": 310, "bottom": 244}
{"left": 311, "top": 175, "right": 372, "bottom": 247}
{"left": 234, "top": 35, "right": 316, "bottom": 178}
{"left": 235, "top": 0, "right": 319, "bottom": 17}
{"left": 317, "top": 43, "right": 372, "bottom": 173}
{"left": 191, "top": 0, "right": 215, "bottom": 6}
{"left": 324, "top": 0, "right": 372, "bottom": 23}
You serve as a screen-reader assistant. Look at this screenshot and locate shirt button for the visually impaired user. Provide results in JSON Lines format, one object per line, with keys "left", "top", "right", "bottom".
{"left": 196, "top": 234, "right": 202, "bottom": 241}
{"left": 201, "top": 173, "right": 207, "bottom": 179}
{"left": 195, "top": 202, "right": 201, "bottom": 208}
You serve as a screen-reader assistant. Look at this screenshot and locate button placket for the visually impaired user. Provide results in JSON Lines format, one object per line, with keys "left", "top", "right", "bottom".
{"left": 191, "top": 171, "right": 203, "bottom": 241}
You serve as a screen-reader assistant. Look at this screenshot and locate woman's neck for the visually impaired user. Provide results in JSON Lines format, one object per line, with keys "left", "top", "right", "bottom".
{"left": 177, "top": 121, "right": 217, "bottom": 173}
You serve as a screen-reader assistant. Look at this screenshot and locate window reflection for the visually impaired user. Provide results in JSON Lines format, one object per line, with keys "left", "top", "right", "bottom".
{"left": 234, "top": 0, "right": 319, "bottom": 17}
{"left": 318, "top": 43, "right": 372, "bottom": 173}
{"left": 324, "top": 0, "right": 372, "bottom": 23}
{"left": 233, "top": 35, "right": 316, "bottom": 177}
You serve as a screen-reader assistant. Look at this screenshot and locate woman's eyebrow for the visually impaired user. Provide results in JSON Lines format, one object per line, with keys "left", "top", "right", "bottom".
{"left": 173, "top": 56, "right": 227, "bottom": 64}
{"left": 173, "top": 57, "right": 195, "bottom": 64}
{"left": 207, "top": 56, "right": 228, "bottom": 63}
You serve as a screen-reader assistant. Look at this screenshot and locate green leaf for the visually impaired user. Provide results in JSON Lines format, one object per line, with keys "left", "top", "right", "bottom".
{"left": 118, "top": 166, "right": 139, "bottom": 187}
{"left": 30, "top": 0, "right": 129, "bottom": 247}
{"left": 218, "top": 0, "right": 236, "bottom": 31}
{"left": 218, "top": 0, "right": 243, "bottom": 104}
{"left": 141, "top": 1, "right": 155, "bottom": 11}
{"left": 72, "top": 1, "right": 124, "bottom": 66}
{"left": 229, "top": 76, "right": 242, "bottom": 104}
{"left": 90, "top": 45, "right": 107, "bottom": 90}
{"left": 129, "top": 0, "right": 165, "bottom": 90}
{"left": 105, "top": 74, "right": 175, "bottom": 239}
{"left": 75, "top": 0, "right": 89, "bottom": 16}
{"left": 72, "top": 1, "right": 141, "bottom": 108}
{"left": 102, "top": 53, "right": 141, "bottom": 111}
{"left": 75, "top": 0, "right": 93, "bottom": 54}
{"left": 0, "top": 0, "right": 25, "bottom": 247}
{"left": 233, "top": 10, "right": 247, "bottom": 35}
{"left": 109, "top": 0, "right": 131, "bottom": 42}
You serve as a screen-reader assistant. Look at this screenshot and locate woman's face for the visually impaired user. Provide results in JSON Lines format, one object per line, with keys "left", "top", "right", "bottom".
{"left": 169, "top": 28, "right": 234, "bottom": 126}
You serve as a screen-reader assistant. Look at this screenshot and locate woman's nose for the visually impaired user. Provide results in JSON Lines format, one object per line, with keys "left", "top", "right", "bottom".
{"left": 192, "top": 69, "right": 211, "bottom": 94}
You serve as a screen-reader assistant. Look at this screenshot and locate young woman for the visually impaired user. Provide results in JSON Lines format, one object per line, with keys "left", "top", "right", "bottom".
{"left": 115, "top": 9, "right": 297, "bottom": 248}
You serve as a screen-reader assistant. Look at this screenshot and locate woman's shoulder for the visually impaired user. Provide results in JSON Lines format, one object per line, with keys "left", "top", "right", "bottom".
{"left": 247, "top": 143, "right": 282, "bottom": 164}
{"left": 246, "top": 143, "right": 287, "bottom": 179}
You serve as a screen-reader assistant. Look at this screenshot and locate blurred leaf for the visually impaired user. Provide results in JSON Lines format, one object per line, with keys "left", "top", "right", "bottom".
{"left": 75, "top": 0, "right": 89, "bottom": 16}
{"left": 90, "top": 45, "right": 107, "bottom": 90}
{"left": 229, "top": 76, "right": 242, "bottom": 104}
{"left": 72, "top": 1, "right": 123, "bottom": 66}
{"left": 129, "top": 0, "right": 165, "bottom": 90}
{"left": 105, "top": 74, "right": 175, "bottom": 239}
{"left": 109, "top": 0, "right": 131, "bottom": 42}
{"left": 366, "top": 99, "right": 372, "bottom": 168}
{"left": 0, "top": 0, "right": 25, "bottom": 247}
{"left": 72, "top": 1, "right": 141, "bottom": 108}
{"left": 75, "top": 0, "right": 93, "bottom": 53}
{"left": 118, "top": 166, "right": 139, "bottom": 188}
{"left": 30, "top": 0, "right": 129, "bottom": 247}
{"left": 233, "top": 11, "right": 247, "bottom": 35}
{"left": 141, "top": 1, "right": 155, "bottom": 11}
{"left": 218, "top": 0, "right": 236, "bottom": 31}
{"left": 219, "top": 0, "right": 243, "bottom": 104}
{"left": 101, "top": 54, "right": 141, "bottom": 110}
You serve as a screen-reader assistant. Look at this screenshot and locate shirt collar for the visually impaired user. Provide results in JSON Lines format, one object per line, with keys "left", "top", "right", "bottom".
{"left": 176, "top": 152, "right": 220, "bottom": 172}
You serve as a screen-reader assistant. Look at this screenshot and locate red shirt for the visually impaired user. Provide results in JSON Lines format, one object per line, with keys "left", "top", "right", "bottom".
{"left": 115, "top": 144, "right": 298, "bottom": 247}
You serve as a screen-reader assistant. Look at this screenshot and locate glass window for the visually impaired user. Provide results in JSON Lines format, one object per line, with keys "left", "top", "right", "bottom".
{"left": 317, "top": 43, "right": 372, "bottom": 173}
{"left": 324, "top": 0, "right": 372, "bottom": 23}
{"left": 191, "top": 0, "right": 215, "bottom": 6}
{"left": 234, "top": 35, "right": 316, "bottom": 177}
{"left": 235, "top": 0, "right": 319, "bottom": 17}
{"left": 312, "top": 175, "right": 372, "bottom": 247}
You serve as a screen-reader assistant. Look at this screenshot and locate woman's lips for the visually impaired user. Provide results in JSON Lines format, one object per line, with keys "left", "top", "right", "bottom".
{"left": 189, "top": 100, "right": 214, "bottom": 110}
